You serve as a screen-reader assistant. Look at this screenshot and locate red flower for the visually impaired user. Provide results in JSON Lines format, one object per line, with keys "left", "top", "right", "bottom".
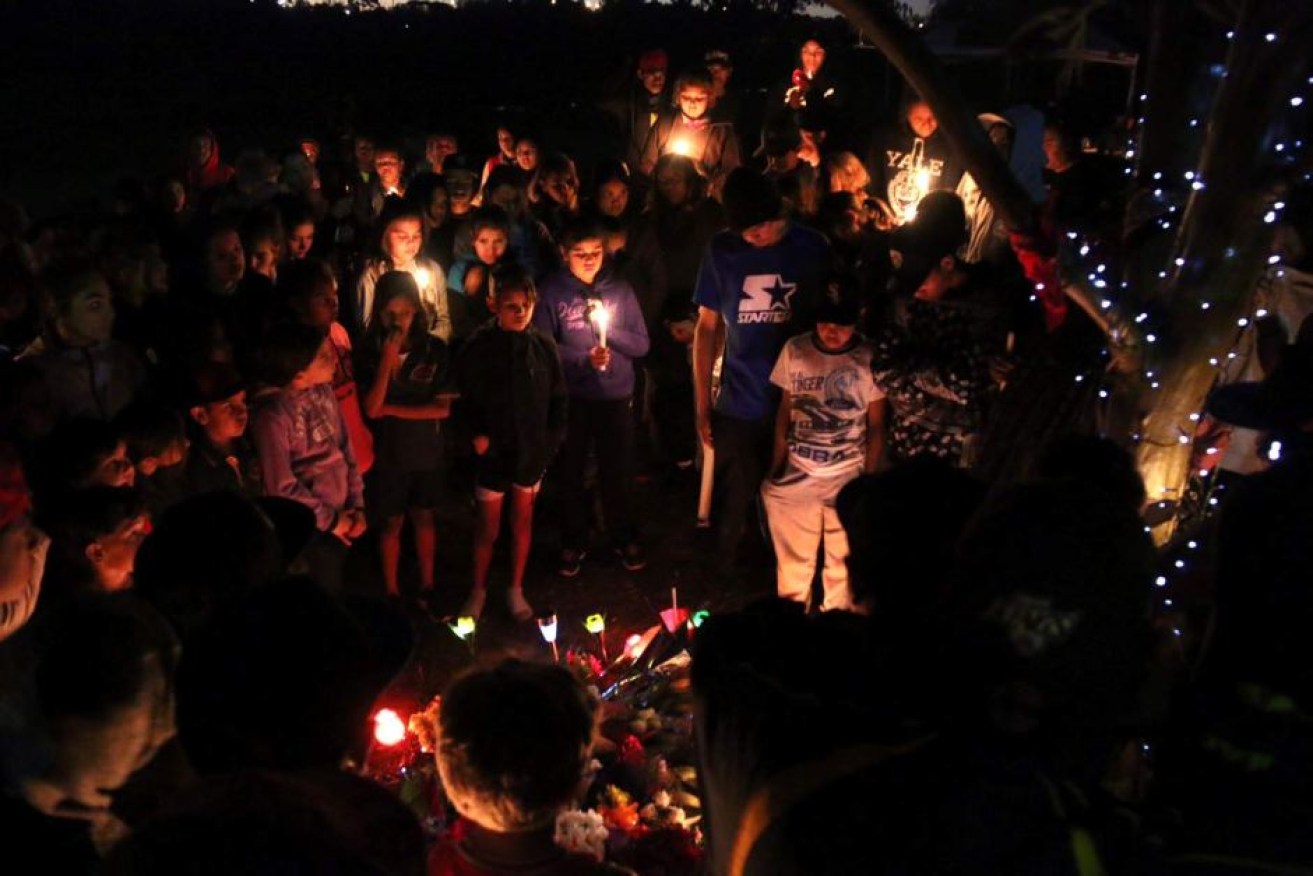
{"left": 618, "top": 734, "right": 646, "bottom": 767}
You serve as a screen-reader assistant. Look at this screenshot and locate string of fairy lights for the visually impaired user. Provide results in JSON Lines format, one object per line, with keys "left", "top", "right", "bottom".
{"left": 1049, "top": 26, "right": 1309, "bottom": 644}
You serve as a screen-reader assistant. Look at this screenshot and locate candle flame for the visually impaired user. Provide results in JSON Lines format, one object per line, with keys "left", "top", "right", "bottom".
{"left": 669, "top": 137, "right": 694, "bottom": 158}
{"left": 373, "top": 708, "right": 407, "bottom": 746}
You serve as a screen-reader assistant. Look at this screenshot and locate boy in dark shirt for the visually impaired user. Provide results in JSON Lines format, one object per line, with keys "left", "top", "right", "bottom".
{"left": 184, "top": 361, "right": 262, "bottom": 498}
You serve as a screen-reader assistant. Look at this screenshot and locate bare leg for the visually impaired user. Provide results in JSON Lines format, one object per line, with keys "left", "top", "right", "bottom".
{"left": 507, "top": 487, "right": 537, "bottom": 593}
{"left": 471, "top": 495, "right": 503, "bottom": 594}
{"left": 379, "top": 515, "right": 405, "bottom": 597}
{"left": 409, "top": 507, "right": 437, "bottom": 592}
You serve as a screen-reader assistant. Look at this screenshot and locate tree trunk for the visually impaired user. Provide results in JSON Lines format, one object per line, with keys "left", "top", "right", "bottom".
{"left": 1132, "top": 0, "right": 1313, "bottom": 537}
{"left": 827, "top": 0, "right": 1311, "bottom": 541}
{"left": 824, "top": 0, "right": 1037, "bottom": 236}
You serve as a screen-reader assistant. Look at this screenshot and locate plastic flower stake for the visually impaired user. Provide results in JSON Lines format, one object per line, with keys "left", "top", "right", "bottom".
{"left": 448, "top": 615, "right": 477, "bottom": 655}
{"left": 584, "top": 613, "right": 608, "bottom": 660}
{"left": 538, "top": 613, "right": 560, "bottom": 662}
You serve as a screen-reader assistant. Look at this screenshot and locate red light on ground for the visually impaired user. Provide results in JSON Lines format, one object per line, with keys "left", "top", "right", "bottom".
{"left": 373, "top": 708, "right": 407, "bottom": 746}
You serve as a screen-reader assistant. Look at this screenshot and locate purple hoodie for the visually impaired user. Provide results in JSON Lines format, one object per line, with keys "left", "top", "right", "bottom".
{"left": 250, "top": 383, "right": 364, "bottom": 531}
{"left": 533, "top": 267, "right": 650, "bottom": 401}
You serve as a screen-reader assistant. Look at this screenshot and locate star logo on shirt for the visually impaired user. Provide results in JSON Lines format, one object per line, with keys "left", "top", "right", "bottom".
{"left": 765, "top": 276, "right": 796, "bottom": 308}
{"left": 738, "top": 274, "right": 797, "bottom": 325}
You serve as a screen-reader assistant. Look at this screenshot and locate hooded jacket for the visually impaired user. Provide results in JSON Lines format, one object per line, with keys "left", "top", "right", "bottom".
{"left": 533, "top": 266, "right": 649, "bottom": 401}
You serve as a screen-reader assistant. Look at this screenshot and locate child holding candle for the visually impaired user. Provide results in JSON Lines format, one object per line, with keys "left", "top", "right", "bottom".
{"left": 354, "top": 201, "right": 451, "bottom": 341}
{"left": 534, "top": 218, "right": 650, "bottom": 577}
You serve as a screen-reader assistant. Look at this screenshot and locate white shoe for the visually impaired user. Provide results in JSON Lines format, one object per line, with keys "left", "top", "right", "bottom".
{"left": 459, "top": 588, "right": 486, "bottom": 620}
{"left": 506, "top": 588, "right": 534, "bottom": 622}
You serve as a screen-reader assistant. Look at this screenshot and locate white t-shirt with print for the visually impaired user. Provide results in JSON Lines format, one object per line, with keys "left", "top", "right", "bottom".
{"left": 770, "top": 332, "right": 883, "bottom": 478}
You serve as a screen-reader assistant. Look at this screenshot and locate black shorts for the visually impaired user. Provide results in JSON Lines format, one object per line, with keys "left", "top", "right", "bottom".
{"left": 367, "top": 467, "right": 445, "bottom": 523}
{"left": 474, "top": 453, "right": 543, "bottom": 499}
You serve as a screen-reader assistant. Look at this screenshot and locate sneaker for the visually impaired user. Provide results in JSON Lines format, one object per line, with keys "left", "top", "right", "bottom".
{"left": 458, "top": 588, "right": 486, "bottom": 620}
{"left": 506, "top": 588, "right": 534, "bottom": 621}
{"left": 558, "top": 548, "right": 586, "bottom": 578}
{"left": 615, "top": 542, "right": 647, "bottom": 572}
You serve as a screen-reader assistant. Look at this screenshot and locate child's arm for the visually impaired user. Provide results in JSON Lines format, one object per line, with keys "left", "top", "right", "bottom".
{"left": 864, "top": 397, "right": 888, "bottom": 475}
{"left": 770, "top": 388, "right": 792, "bottom": 479}
{"left": 428, "top": 265, "right": 453, "bottom": 342}
{"left": 378, "top": 397, "right": 453, "bottom": 420}
{"left": 362, "top": 332, "right": 401, "bottom": 420}
{"left": 603, "top": 287, "right": 651, "bottom": 360}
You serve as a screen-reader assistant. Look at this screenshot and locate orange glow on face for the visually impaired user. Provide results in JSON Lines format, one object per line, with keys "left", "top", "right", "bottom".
{"left": 373, "top": 708, "right": 407, "bottom": 746}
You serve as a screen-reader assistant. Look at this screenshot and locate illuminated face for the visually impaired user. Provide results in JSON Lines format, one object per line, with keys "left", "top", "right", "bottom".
{"left": 88, "top": 512, "right": 151, "bottom": 591}
{"left": 741, "top": 218, "right": 787, "bottom": 249}
{"left": 427, "top": 187, "right": 450, "bottom": 226}
{"left": 287, "top": 222, "right": 315, "bottom": 260}
{"left": 638, "top": 65, "right": 667, "bottom": 96}
{"left": 426, "top": 135, "right": 457, "bottom": 169}
{"left": 515, "top": 141, "right": 539, "bottom": 172}
{"left": 383, "top": 218, "right": 423, "bottom": 266}
{"left": 206, "top": 230, "right": 245, "bottom": 291}
{"left": 62, "top": 278, "right": 115, "bottom": 346}
{"left": 800, "top": 41, "right": 826, "bottom": 77}
{"left": 153, "top": 438, "right": 189, "bottom": 469}
{"left": 564, "top": 238, "right": 606, "bottom": 285}
{"left": 815, "top": 322, "right": 856, "bottom": 351}
{"left": 375, "top": 151, "right": 404, "bottom": 190}
{"left": 497, "top": 127, "right": 516, "bottom": 159}
{"left": 354, "top": 138, "right": 376, "bottom": 173}
{"left": 907, "top": 102, "right": 938, "bottom": 139}
{"left": 301, "top": 278, "right": 339, "bottom": 330}
{"left": 195, "top": 390, "right": 249, "bottom": 443}
{"left": 188, "top": 133, "right": 214, "bottom": 167}
{"left": 381, "top": 294, "right": 418, "bottom": 339}
{"left": 541, "top": 172, "right": 577, "bottom": 207}
{"left": 597, "top": 179, "right": 629, "bottom": 218}
{"left": 656, "top": 165, "right": 690, "bottom": 206}
{"left": 248, "top": 239, "right": 279, "bottom": 282}
{"left": 473, "top": 228, "right": 509, "bottom": 266}
{"left": 708, "top": 62, "right": 731, "bottom": 91}
{"left": 677, "top": 85, "right": 711, "bottom": 121}
{"left": 447, "top": 172, "right": 477, "bottom": 213}
{"left": 495, "top": 290, "right": 534, "bottom": 332}
{"left": 93, "top": 442, "right": 136, "bottom": 488}
{"left": 163, "top": 179, "right": 186, "bottom": 214}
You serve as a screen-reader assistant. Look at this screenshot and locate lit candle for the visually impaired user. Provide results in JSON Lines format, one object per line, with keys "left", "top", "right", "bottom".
{"left": 669, "top": 137, "right": 694, "bottom": 158}
{"left": 591, "top": 303, "right": 610, "bottom": 349}
{"left": 412, "top": 266, "right": 431, "bottom": 291}
{"left": 372, "top": 708, "right": 407, "bottom": 747}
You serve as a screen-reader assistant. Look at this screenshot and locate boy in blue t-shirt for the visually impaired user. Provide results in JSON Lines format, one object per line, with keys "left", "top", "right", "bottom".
{"left": 692, "top": 168, "right": 829, "bottom": 572}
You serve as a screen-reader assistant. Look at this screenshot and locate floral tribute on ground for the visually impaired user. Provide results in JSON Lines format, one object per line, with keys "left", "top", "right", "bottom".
{"left": 361, "top": 623, "right": 706, "bottom": 875}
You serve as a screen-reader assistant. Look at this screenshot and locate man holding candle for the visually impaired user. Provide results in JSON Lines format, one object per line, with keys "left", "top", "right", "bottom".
{"left": 534, "top": 218, "right": 650, "bottom": 577}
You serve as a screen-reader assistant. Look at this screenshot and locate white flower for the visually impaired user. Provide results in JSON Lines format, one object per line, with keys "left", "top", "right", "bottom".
{"left": 554, "top": 809, "right": 609, "bottom": 862}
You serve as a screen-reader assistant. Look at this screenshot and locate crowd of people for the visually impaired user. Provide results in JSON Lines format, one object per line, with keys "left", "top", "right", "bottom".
{"left": 1, "top": 28, "right": 1312, "bottom": 874}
